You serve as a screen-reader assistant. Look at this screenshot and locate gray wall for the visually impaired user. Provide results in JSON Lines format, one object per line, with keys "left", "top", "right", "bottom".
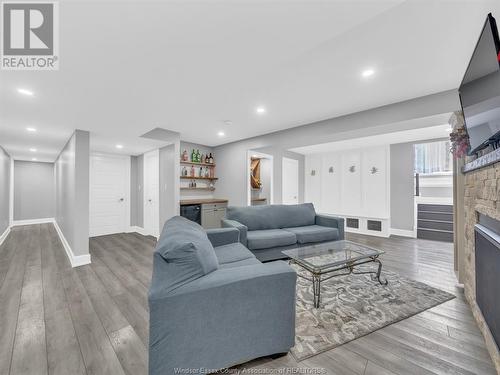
{"left": 55, "top": 130, "right": 90, "bottom": 257}
{"left": 214, "top": 90, "right": 460, "bottom": 207}
{"left": 0, "top": 146, "right": 10, "bottom": 235}
{"left": 180, "top": 141, "right": 214, "bottom": 162}
{"left": 159, "top": 142, "right": 180, "bottom": 230}
{"left": 390, "top": 137, "right": 453, "bottom": 232}
{"left": 130, "top": 154, "right": 144, "bottom": 227}
{"left": 14, "top": 161, "right": 55, "bottom": 221}
{"left": 390, "top": 143, "right": 415, "bottom": 231}
{"left": 254, "top": 147, "right": 305, "bottom": 205}
{"left": 180, "top": 141, "right": 215, "bottom": 200}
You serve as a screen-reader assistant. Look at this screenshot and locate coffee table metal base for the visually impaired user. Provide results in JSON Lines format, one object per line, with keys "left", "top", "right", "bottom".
{"left": 290, "top": 256, "right": 388, "bottom": 308}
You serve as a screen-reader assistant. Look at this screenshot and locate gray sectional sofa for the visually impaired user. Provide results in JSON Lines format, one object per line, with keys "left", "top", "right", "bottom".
{"left": 222, "top": 203, "right": 345, "bottom": 262}
{"left": 148, "top": 216, "right": 297, "bottom": 375}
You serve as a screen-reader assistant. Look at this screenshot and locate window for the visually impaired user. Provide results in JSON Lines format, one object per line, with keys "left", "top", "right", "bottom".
{"left": 414, "top": 140, "right": 452, "bottom": 174}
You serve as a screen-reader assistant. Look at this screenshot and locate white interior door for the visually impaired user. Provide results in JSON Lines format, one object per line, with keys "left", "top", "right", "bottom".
{"left": 282, "top": 157, "right": 299, "bottom": 205}
{"left": 90, "top": 154, "right": 130, "bottom": 237}
{"left": 144, "top": 150, "right": 160, "bottom": 237}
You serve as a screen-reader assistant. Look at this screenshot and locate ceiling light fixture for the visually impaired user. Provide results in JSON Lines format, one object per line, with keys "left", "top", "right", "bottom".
{"left": 361, "top": 69, "right": 375, "bottom": 78}
{"left": 256, "top": 106, "right": 266, "bottom": 114}
{"left": 217, "top": 131, "right": 225, "bottom": 137}
{"left": 29, "top": 148, "right": 37, "bottom": 152}
{"left": 115, "top": 144, "right": 124, "bottom": 149}
{"left": 17, "top": 88, "right": 34, "bottom": 96}
{"left": 26, "top": 127, "right": 37, "bottom": 132}
{"left": 32, "top": 158, "right": 37, "bottom": 161}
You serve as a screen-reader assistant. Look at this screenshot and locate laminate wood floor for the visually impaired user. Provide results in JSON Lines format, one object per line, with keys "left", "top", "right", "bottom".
{"left": 0, "top": 224, "right": 496, "bottom": 375}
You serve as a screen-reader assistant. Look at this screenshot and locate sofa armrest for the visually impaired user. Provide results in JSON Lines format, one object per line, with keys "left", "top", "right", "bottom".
{"left": 221, "top": 219, "right": 248, "bottom": 246}
{"left": 316, "top": 214, "right": 345, "bottom": 239}
{"left": 206, "top": 227, "right": 240, "bottom": 247}
{"left": 148, "top": 261, "right": 296, "bottom": 373}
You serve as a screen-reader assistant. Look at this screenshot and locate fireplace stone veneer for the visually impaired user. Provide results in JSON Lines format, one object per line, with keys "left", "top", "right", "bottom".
{"left": 464, "top": 162, "right": 500, "bottom": 372}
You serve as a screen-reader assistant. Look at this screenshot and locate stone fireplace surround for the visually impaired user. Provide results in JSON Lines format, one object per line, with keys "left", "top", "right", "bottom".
{"left": 464, "top": 162, "right": 500, "bottom": 372}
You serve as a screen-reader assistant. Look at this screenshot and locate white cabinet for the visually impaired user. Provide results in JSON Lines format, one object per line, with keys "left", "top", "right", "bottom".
{"left": 305, "top": 154, "right": 322, "bottom": 210}
{"left": 341, "top": 151, "right": 362, "bottom": 214}
{"left": 321, "top": 153, "right": 341, "bottom": 213}
{"left": 362, "top": 147, "right": 389, "bottom": 218}
{"left": 304, "top": 146, "right": 390, "bottom": 237}
{"left": 201, "top": 203, "right": 227, "bottom": 229}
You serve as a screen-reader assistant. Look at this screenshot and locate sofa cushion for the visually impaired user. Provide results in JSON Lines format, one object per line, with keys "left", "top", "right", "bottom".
{"left": 155, "top": 216, "right": 219, "bottom": 290}
{"left": 226, "top": 203, "right": 316, "bottom": 231}
{"left": 246, "top": 229, "right": 297, "bottom": 250}
{"left": 214, "top": 242, "right": 255, "bottom": 264}
{"left": 283, "top": 225, "right": 339, "bottom": 244}
{"left": 219, "top": 257, "right": 262, "bottom": 269}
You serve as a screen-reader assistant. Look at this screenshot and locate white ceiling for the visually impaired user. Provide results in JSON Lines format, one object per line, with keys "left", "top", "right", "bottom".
{"left": 290, "top": 124, "right": 452, "bottom": 155}
{"left": 1, "top": 0, "right": 499, "bottom": 162}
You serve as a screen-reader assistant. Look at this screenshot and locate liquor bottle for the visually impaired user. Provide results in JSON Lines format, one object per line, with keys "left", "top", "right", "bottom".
{"left": 182, "top": 150, "right": 188, "bottom": 161}
{"left": 205, "top": 167, "right": 209, "bottom": 178}
{"left": 190, "top": 165, "right": 195, "bottom": 177}
{"left": 191, "top": 149, "right": 195, "bottom": 162}
{"left": 199, "top": 166, "right": 203, "bottom": 177}
{"left": 209, "top": 153, "right": 214, "bottom": 164}
{"left": 196, "top": 150, "right": 201, "bottom": 162}
{"left": 205, "top": 154, "right": 209, "bottom": 163}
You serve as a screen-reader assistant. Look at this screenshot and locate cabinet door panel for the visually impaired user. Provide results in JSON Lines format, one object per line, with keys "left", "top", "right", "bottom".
{"left": 321, "top": 153, "right": 341, "bottom": 214}
{"left": 305, "top": 155, "right": 322, "bottom": 210}
{"left": 363, "top": 147, "right": 389, "bottom": 218}
{"left": 341, "top": 152, "right": 362, "bottom": 213}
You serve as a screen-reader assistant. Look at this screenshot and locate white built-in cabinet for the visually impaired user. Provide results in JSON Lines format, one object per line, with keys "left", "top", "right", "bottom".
{"left": 305, "top": 146, "right": 390, "bottom": 237}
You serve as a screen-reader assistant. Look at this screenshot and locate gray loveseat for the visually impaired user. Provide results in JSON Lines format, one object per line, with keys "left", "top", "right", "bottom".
{"left": 222, "top": 203, "right": 344, "bottom": 262}
{"left": 148, "top": 216, "right": 297, "bottom": 375}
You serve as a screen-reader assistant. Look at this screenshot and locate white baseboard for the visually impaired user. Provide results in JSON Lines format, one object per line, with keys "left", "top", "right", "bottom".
{"left": 390, "top": 228, "right": 416, "bottom": 238}
{"left": 0, "top": 226, "right": 11, "bottom": 246}
{"left": 128, "top": 226, "right": 149, "bottom": 236}
{"left": 11, "top": 217, "right": 55, "bottom": 226}
{"left": 53, "top": 220, "right": 91, "bottom": 268}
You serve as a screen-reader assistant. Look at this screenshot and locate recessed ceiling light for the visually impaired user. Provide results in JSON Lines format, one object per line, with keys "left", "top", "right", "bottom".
{"left": 116, "top": 144, "right": 124, "bottom": 149}
{"left": 26, "top": 127, "right": 37, "bottom": 132}
{"left": 217, "top": 131, "right": 225, "bottom": 137}
{"left": 29, "top": 148, "right": 37, "bottom": 152}
{"left": 361, "top": 69, "right": 375, "bottom": 78}
{"left": 17, "top": 88, "right": 34, "bottom": 96}
{"left": 32, "top": 158, "right": 37, "bottom": 161}
{"left": 256, "top": 106, "right": 266, "bottom": 114}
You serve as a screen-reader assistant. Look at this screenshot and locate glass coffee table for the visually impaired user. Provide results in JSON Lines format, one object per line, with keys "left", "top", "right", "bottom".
{"left": 283, "top": 240, "right": 388, "bottom": 308}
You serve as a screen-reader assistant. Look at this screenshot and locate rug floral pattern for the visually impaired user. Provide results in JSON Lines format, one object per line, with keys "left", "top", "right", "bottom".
{"left": 290, "top": 265, "right": 455, "bottom": 361}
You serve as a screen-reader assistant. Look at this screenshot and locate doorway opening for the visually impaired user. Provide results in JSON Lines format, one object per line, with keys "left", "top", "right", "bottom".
{"left": 247, "top": 150, "right": 273, "bottom": 206}
{"left": 414, "top": 139, "right": 454, "bottom": 242}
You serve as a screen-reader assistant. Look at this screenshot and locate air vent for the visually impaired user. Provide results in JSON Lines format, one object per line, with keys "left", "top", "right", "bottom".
{"left": 346, "top": 218, "right": 359, "bottom": 229}
{"left": 367, "top": 220, "right": 382, "bottom": 231}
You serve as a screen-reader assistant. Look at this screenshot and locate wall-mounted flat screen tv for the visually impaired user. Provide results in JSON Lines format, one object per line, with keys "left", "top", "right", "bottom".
{"left": 459, "top": 13, "right": 500, "bottom": 155}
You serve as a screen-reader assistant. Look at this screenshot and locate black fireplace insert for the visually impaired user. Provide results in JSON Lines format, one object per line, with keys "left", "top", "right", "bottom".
{"left": 475, "top": 214, "right": 500, "bottom": 349}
